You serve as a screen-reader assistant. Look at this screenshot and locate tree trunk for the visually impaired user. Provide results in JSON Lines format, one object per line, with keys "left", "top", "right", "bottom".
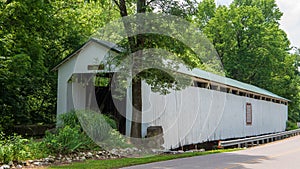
{"left": 130, "top": 0, "right": 146, "bottom": 139}
{"left": 115, "top": 0, "right": 146, "bottom": 138}
{"left": 130, "top": 75, "right": 142, "bottom": 138}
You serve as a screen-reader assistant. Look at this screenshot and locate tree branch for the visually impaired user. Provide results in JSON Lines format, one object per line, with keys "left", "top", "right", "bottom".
{"left": 146, "top": 0, "right": 156, "bottom": 6}
{"left": 112, "top": 0, "right": 121, "bottom": 11}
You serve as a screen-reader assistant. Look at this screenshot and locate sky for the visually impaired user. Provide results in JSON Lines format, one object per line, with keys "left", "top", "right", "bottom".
{"left": 215, "top": 0, "right": 300, "bottom": 48}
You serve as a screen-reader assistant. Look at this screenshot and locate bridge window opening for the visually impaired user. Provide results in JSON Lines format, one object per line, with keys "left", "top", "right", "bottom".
{"left": 211, "top": 85, "right": 219, "bottom": 91}
{"left": 239, "top": 92, "right": 246, "bottom": 96}
{"left": 194, "top": 81, "right": 208, "bottom": 88}
{"left": 254, "top": 95, "right": 260, "bottom": 100}
{"left": 220, "top": 87, "right": 227, "bottom": 92}
{"left": 246, "top": 103, "right": 252, "bottom": 125}
{"left": 232, "top": 90, "right": 238, "bottom": 95}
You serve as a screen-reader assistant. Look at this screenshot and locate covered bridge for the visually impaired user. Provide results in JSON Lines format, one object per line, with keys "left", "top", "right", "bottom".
{"left": 53, "top": 38, "right": 289, "bottom": 149}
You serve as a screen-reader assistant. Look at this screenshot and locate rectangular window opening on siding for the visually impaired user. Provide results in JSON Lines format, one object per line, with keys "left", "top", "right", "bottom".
{"left": 246, "top": 103, "right": 252, "bottom": 126}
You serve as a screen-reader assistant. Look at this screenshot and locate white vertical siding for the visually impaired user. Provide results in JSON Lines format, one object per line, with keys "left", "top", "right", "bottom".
{"left": 57, "top": 55, "right": 78, "bottom": 121}
{"left": 142, "top": 83, "right": 288, "bottom": 149}
{"left": 57, "top": 42, "right": 117, "bottom": 118}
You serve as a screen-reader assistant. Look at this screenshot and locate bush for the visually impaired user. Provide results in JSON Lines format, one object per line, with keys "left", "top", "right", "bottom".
{"left": 0, "top": 110, "right": 130, "bottom": 162}
{"left": 41, "top": 110, "right": 130, "bottom": 155}
{"left": 43, "top": 125, "right": 98, "bottom": 155}
{"left": 286, "top": 120, "right": 298, "bottom": 131}
{"left": 58, "top": 110, "right": 79, "bottom": 128}
{"left": 0, "top": 132, "right": 46, "bottom": 164}
{"left": 0, "top": 132, "right": 28, "bottom": 163}
{"left": 59, "top": 110, "right": 117, "bottom": 130}
{"left": 76, "top": 110, "right": 112, "bottom": 143}
{"left": 75, "top": 110, "right": 131, "bottom": 149}
{"left": 43, "top": 110, "right": 113, "bottom": 155}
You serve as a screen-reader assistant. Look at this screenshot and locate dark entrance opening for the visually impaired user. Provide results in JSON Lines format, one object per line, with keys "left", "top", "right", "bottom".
{"left": 91, "top": 73, "right": 126, "bottom": 135}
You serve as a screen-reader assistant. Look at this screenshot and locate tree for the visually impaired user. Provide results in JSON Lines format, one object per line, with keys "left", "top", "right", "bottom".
{"left": 200, "top": 0, "right": 300, "bottom": 123}
{"left": 203, "top": 1, "right": 289, "bottom": 88}
{"left": 0, "top": 0, "right": 118, "bottom": 133}
{"left": 194, "top": 0, "right": 216, "bottom": 29}
{"left": 105, "top": 0, "right": 204, "bottom": 138}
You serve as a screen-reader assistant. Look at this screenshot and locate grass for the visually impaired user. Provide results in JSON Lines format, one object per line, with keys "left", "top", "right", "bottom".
{"left": 49, "top": 149, "right": 240, "bottom": 169}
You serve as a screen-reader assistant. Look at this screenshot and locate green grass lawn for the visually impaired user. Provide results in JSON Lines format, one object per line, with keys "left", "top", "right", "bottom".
{"left": 49, "top": 149, "right": 239, "bottom": 169}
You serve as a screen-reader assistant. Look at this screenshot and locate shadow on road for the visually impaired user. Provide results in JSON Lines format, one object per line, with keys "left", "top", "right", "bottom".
{"left": 211, "top": 152, "right": 270, "bottom": 169}
{"left": 122, "top": 152, "right": 270, "bottom": 169}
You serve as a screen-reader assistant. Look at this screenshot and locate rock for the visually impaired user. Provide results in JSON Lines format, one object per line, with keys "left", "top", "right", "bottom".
{"left": 56, "top": 154, "right": 62, "bottom": 160}
{"left": 27, "top": 160, "right": 34, "bottom": 164}
{"left": 42, "top": 162, "right": 49, "bottom": 166}
{"left": 2, "top": 165, "right": 10, "bottom": 169}
{"left": 0, "top": 164, "right": 10, "bottom": 169}
{"left": 48, "top": 157, "right": 55, "bottom": 163}
{"left": 80, "top": 156, "right": 86, "bottom": 161}
{"left": 8, "top": 161, "right": 13, "bottom": 166}
{"left": 123, "top": 148, "right": 128, "bottom": 152}
{"left": 48, "top": 155, "right": 55, "bottom": 159}
{"left": 33, "top": 162, "right": 41, "bottom": 166}
{"left": 79, "top": 152, "right": 86, "bottom": 157}
{"left": 178, "top": 150, "right": 184, "bottom": 153}
{"left": 199, "top": 149, "right": 205, "bottom": 152}
{"left": 151, "top": 149, "right": 158, "bottom": 153}
{"left": 86, "top": 152, "right": 93, "bottom": 158}
{"left": 21, "top": 162, "right": 27, "bottom": 166}
{"left": 65, "top": 157, "right": 72, "bottom": 163}
{"left": 16, "top": 165, "right": 22, "bottom": 169}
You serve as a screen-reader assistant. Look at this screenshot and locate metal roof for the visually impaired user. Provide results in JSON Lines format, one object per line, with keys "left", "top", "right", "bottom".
{"left": 52, "top": 38, "right": 122, "bottom": 71}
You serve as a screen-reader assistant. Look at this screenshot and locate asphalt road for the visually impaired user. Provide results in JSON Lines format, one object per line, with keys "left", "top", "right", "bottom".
{"left": 122, "top": 135, "right": 300, "bottom": 169}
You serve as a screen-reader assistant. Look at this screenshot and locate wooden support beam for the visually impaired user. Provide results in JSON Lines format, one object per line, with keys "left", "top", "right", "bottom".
{"left": 190, "top": 75, "right": 288, "bottom": 105}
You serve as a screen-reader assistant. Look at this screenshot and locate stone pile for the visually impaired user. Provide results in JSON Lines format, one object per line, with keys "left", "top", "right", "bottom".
{"left": 0, "top": 148, "right": 205, "bottom": 168}
{"left": 0, "top": 150, "right": 119, "bottom": 169}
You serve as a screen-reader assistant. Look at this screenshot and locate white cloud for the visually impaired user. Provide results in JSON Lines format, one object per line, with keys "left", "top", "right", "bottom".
{"left": 277, "top": 0, "right": 300, "bottom": 48}
{"left": 215, "top": 0, "right": 232, "bottom": 6}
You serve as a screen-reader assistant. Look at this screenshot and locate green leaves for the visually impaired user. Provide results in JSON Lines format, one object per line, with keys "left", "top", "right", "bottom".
{"left": 197, "top": 0, "right": 300, "bottom": 122}
{"left": 0, "top": 0, "right": 120, "bottom": 133}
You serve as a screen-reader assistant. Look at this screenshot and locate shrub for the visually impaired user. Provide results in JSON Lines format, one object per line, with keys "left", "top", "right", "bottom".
{"left": 26, "top": 138, "right": 48, "bottom": 159}
{"left": 76, "top": 110, "right": 112, "bottom": 143}
{"left": 58, "top": 110, "right": 79, "bottom": 128}
{"left": 0, "top": 132, "right": 46, "bottom": 164}
{"left": 59, "top": 110, "right": 117, "bottom": 129}
{"left": 44, "top": 110, "right": 130, "bottom": 154}
{"left": 286, "top": 120, "right": 298, "bottom": 131}
{"left": 43, "top": 125, "right": 97, "bottom": 155}
{"left": 0, "top": 132, "right": 27, "bottom": 163}
{"left": 75, "top": 110, "right": 131, "bottom": 149}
